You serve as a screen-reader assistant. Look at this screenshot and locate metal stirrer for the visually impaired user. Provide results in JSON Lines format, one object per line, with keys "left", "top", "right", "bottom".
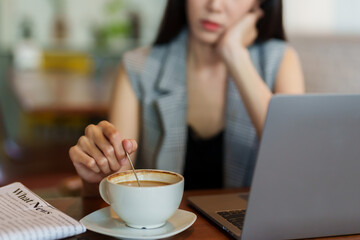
{"left": 125, "top": 151, "right": 141, "bottom": 187}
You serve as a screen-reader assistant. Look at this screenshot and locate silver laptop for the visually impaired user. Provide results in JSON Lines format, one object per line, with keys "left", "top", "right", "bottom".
{"left": 188, "top": 94, "right": 360, "bottom": 240}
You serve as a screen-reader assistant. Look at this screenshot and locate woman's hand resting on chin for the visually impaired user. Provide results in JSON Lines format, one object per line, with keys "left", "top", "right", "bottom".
{"left": 216, "top": 7, "right": 264, "bottom": 68}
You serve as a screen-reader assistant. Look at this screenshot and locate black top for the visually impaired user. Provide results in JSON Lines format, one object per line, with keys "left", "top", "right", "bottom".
{"left": 183, "top": 126, "right": 224, "bottom": 190}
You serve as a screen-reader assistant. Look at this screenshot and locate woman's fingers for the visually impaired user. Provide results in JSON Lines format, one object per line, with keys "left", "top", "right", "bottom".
{"left": 238, "top": 9, "right": 263, "bottom": 47}
{"left": 121, "top": 139, "right": 138, "bottom": 166}
{"left": 122, "top": 139, "right": 138, "bottom": 153}
{"left": 99, "top": 121, "right": 128, "bottom": 163}
{"left": 84, "top": 123, "right": 120, "bottom": 173}
{"left": 252, "top": 8, "right": 264, "bottom": 22}
{"left": 239, "top": 8, "right": 263, "bottom": 31}
{"left": 69, "top": 120, "right": 139, "bottom": 182}
{"left": 69, "top": 145, "right": 101, "bottom": 173}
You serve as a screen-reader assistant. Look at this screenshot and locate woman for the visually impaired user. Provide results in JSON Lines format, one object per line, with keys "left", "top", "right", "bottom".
{"left": 69, "top": 0, "right": 304, "bottom": 195}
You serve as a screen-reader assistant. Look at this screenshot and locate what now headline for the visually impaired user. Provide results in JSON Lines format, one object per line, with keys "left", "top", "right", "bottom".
{"left": 12, "top": 188, "right": 52, "bottom": 214}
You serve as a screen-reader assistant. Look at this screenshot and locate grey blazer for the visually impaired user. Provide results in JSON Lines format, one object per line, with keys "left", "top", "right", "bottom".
{"left": 123, "top": 30, "right": 286, "bottom": 187}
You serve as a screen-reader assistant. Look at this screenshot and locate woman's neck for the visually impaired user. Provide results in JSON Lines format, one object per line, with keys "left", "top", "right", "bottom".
{"left": 187, "top": 35, "right": 223, "bottom": 69}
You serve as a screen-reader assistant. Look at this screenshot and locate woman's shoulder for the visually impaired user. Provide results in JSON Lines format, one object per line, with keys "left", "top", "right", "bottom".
{"left": 250, "top": 38, "right": 293, "bottom": 63}
{"left": 123, "top": 44, "right": 169, "bottom": 72}
{"left": 255, "top": 38, "right": 288, "bottom": 51}
{"left": 123, "top": 43, "right": 171, "bottom": 61}
{"left": 259, "top": 39, "right": 300, "bottom": 60}
{"left": 122, "top": 46, "right": 151, "bottom": 70}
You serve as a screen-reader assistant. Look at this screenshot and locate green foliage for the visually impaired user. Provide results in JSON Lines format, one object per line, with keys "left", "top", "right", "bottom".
{"left": 93, "top": 0, "right": 132, "bottom": 49}
{"left": 105, "top": 0, "right": 126, "bottom": 15}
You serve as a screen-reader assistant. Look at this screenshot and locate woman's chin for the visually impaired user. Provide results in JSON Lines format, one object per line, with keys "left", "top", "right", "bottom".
{"left": 192, "top": 31, "right": 221, "bottom": 46}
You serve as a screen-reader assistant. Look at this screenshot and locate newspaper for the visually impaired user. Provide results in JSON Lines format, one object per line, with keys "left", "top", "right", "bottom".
{"left": 0, "top": 182, "right": 86, "bottom": 240}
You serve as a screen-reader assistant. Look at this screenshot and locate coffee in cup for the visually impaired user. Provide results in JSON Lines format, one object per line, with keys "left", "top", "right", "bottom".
{"left": 99, "top": 169, "right": 184, "bottom": 229}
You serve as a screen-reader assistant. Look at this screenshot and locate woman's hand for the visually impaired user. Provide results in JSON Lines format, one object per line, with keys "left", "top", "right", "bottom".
{"left": 69, "top": 120, "right": 138, "bottom": 184}
{"left": 216, "top": 7, "right": 263, "bottom": 66}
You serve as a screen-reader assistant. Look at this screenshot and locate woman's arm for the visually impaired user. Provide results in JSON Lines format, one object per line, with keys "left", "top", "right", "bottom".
{"left": 217, "top": 9, "right": 304, "bottom": 139}
{"left": 109, "top": 63, "right": 140, "bottom": 163}
{"left": 226, "top": 46, "right": 304, "bottom": 138}
{"left": 69, "top": 64, "right": 140, "bottom": 197}
{"left": 274, "top": 46, "right": 305, "bottom": 94}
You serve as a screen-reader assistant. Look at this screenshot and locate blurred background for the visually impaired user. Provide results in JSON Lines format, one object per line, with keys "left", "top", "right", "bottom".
{"left": 1, "top": 0, "right": 360, "bottom": 197}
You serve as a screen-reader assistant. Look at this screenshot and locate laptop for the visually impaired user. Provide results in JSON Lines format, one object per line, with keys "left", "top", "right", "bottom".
{"left": 188, "top": 94, "right": 360, "bottom": 240}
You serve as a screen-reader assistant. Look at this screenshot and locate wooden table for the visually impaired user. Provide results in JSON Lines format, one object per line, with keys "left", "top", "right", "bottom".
{"left": 48, "top": 188, "right": 360, "bottom": 240}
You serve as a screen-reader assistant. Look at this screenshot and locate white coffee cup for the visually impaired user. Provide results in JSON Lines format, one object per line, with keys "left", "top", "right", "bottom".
{"left": 99, "top": 169, "right": 184, "bottom": 229}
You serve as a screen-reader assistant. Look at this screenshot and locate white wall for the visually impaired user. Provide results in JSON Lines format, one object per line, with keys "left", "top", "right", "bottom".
{"left": 0, "top": 0, "right": 53, "bottom": 49}
{"left": 283, "top": 0, "right": 335, "bottom": 35}
{"left": 126, "top": 0, "right": 167, "bottom": 45}
{"left": 0, "top": 0, "right": 166, "bottom": 50}
{"left": 333, "top": 0, "right": 360, "bottom": 34}
{"left": 2, "top": 0, "right": 360, "bottom": 50}
{"left": 284, "top": 0, "right": 360, "bottom": 35}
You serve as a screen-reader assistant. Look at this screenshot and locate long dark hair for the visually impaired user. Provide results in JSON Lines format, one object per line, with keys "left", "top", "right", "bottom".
{"left": 154, "top": 0, "right": 286, "bottom": 45}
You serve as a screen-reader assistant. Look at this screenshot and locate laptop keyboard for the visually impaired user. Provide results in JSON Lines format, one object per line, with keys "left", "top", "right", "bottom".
{"left": 217, "top": 209, "right": 246, "bottom": 230}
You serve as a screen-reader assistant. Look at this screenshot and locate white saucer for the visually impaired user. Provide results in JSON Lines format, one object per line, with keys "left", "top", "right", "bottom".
{"left": 80, "top": 207, "right": 197, "bottom": 239}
